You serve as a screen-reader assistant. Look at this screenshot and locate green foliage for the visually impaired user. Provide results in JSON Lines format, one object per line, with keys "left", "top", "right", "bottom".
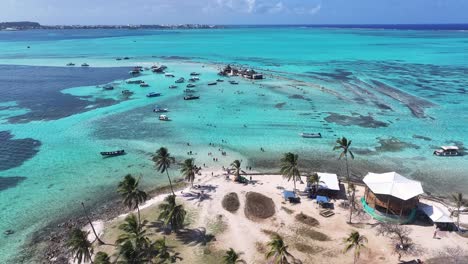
{"left": 67, "top": 228, "right": 93, "bottom": 264}
{"left": 280, "top": 152, "right": 301, "bottom": 191}
{"left": 265, "top": 234, "right": 295, "bottom": 264}
{"left": 94, "top": 251, "right": 111, "bottom": 264}
{"left": 180, "top": 158, "right": 199, "bottom": 187}
{"left": 158, "top": 195, "right": 187, "bottom": 233}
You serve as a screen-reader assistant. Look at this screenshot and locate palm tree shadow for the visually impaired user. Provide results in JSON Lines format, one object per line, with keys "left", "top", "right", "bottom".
{"left": 175, "top": 227, "right": 215, "bottom": 246}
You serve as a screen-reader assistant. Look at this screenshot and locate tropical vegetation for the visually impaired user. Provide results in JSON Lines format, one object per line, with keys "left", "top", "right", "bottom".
{"left": 117, "top": 174, "right": 148, "bottom": 225}
{"left": 280, "top": 152, "right": 301, "bottom": 191}
{"left": 180, "top": 158, "right": 199, "bottom": 187}
{"left": 265, "top": 234, "right": 295, "bottom": 264}
{"left": 343, "top": 231, "right": 367, "bottom": 264}
{"left": 67, "top": 228, "right": 93, "bottom": 264}
{"left": 153, "top": 147, "right": 176, "bottom": 195}
{"left": 158, "top": 194, "right": 187, "bottom": 233}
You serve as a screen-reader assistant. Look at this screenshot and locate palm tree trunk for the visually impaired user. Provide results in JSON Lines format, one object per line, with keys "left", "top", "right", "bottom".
{"left": 349, "top": 189, "right": 355, "bottom": 224}
{"left": 166, "top": 170, "right": 175, "bottom": 196}
{"left": 293, "top": 176, "right": 297, "bottom": 192}
{"left": 137, "top": 205, "right": 141, "bottom": 227}
{"left": 81, "top": 202, "right": 106, "bottom": 245}
{"left": 345, "top": 154, "right": 350, "bottom": 183}
{"left": 354, "top": 251, "right": 357, "bottom": 264}
{"left": 457, "top": 205, "right": 460, "bottom": 231}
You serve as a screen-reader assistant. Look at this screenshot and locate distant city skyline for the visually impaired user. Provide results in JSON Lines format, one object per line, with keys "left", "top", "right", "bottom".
{"left": 2, "top": 0, "right": 468, "bottom": 25}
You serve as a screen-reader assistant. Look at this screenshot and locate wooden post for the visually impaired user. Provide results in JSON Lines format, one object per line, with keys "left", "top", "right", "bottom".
{"left": 385, "top": 196, "right": 390, "bottom": 214}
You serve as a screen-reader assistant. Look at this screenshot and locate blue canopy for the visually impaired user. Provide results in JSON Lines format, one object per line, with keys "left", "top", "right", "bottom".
{"left": 316, "top": 195, "right": 330, "bottom": 204}
{"left": 283, "top": 190, "right": 296, "bottom": 200}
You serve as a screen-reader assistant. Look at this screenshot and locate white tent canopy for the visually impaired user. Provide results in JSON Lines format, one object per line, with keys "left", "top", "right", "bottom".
{"left": 363, "top": 172, "right": 424, "bottom": 200}
{"left": 418, "top": 202, "right": 453, "bottom": 223}
{"left": 317, "top": 173, "right": 340, "bottom": 191}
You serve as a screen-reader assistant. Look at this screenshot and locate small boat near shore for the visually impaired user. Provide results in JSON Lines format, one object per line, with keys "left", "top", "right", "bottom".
{"left": 100, "top": 150, "right": 125, "bottom": 157}
{"left": 126, "top": 80, "right": 144, "bottom": 84}
{"left": 189, "top": 77, "right": 200, "bottom": 82}
{"left": 184, "top": 95, "right": 200, "bottom": 100}
{"left": 187, "top": 83, "right": 196, "bottom": 88}
{"left": 175, "top": 77, "right": 185, "bottom": 83}
{"left": 190, "top": 72, "right": 200, "bottom": 76}
{"left": 147, "top": 92, "right": 161, "bottom": 97}
{"left": 208, "top": 82, "right": 217, "bottom": 86}
{"left": 216, "top": 79, "right": 224, "bottom": 82}
{"left": 433, "top": 146, "right": 460, "bottom": 156}
{"left": 184, "top": 88, "right": 196, "bottom": 93}
{"left": 153, "top": 106, "right": 168, "bottom": 113}
{"left": 140, "top": 83, "right": 150, "bottom": 87}
{"left": 169, "top": 85, "right": 178, "bottom": 89}
{"left": 159, "top": 115, "right": 170, "bottom": 121}
{"left": 229, "top": 80, "right": 239, "bottom": 85}
{"left": 81, "top": 63, "right": 90, "bottom": 67}
{"left": 122, "top": 90, "right": 134, "bottom": 96}
{"left": 66, "top": 63, "right": 75, "bottom": 66}
{"left": 165, "top": 73, "right": 175, "bottom": 77}
{"left": 103, "top": 85, "right": 114, "bottom": 90}
{"left": 301, "top": 132, "right": 322, "bottom": 138}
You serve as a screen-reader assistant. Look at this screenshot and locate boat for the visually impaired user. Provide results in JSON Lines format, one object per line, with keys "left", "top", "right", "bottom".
{"left": 140, "top": 83, "right": 150, "bottom": 87}
{"left": 66, "top": 63, "right": 75, "bottom": 66}
{"left": 100, "top": 150, "right": 125, "bottom": 157}
{"left": 189, "top": 77, "right": 200, "bottom": 82}
{"left": 216, "top": 79, "right": 224, "bottom": 82}
{"left": 190, "top": 72, "right": 200, "bottom": 76}
{"left": 165, "top": 73, "right": 175, "bottom": 77}
{"left": 208, "top": 82, "right": 217, "bottom": 86}
{"left": 130, "top": 69, "right": 141, "bottom": 75}
{"left": 300, "top": 133, "right": 322, "bottom": 138}
{"left": 103, "top": 85, "right": 114, "bottom": 90}
{"left": 184, "top": 88, "right": 196, "bottom": 93}
{"left": 81, "top": 63, "right": 90, "bottom": 67}
{"left": 122, "top": 90, "right": 134, "bottom": 95}
{"left": 187, "top": 84, "right": 196, "bottom": 88}
{"left": 153, "top": 107, "right": 168, "bottom": 113}
{"left": 152, "top": 65, "right": 167, "bottom": 73}
{"left": 123, "top": 57, "right": 130, "bottom": 60}
{"left": 169, "top": 85, "right": 178, "bottom": 89}
{"left": 175, "top": 77, "right": 185, "bottom": 83}
{"left": 229, "top": 80, "right": 239, "bottom": 85}
{"left": 126, "top": 80, "right": 144, "bottom": 84}
{"left": 159, "top": 115, "right": 170, "bottom": 121}
{"left": 184, "top": 95, "right": 200, "bottom": 100}
{"left": 433, "top": 146, "right": 460, "bottom": 156}
{"left": 147, "top": 92, "right": 161, "bottom": 97}
{"left": 116, "top": 58, "right": 122, "bottom": 61}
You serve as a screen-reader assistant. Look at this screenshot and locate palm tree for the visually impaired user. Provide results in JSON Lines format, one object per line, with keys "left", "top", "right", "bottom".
{"left": 343, "top": 231, "right": 367, "bottom": 264}
{"left": 280, "top": 152, "right": 301, "bottom": 191}
{"left": 230, "top": 160, "right": 244, "bottom": 182}
{"left": 265, "top": 234, "right": 294, "bottom": 264}
{"left": 153, "top": 237, "right": 170, "bottom": 262}
{"left": 94, "top": 252, "right": 111, "bottom": 264}
{"left": 333, "top": 137, "right": 354, "bottom": 183}
{"left": 223, "top": 248, "right": 244, "bottom": 264}
{"left": 67, "top": 228, "right": 93, "bottom": 264}
{"left": 81, "top": 202, "right": 106, "bottom": 245}
{"left": 116, "top": 214, "right": 150, "bottom": 263}
{"left": 451, "top": 192, "right": 466, "bottom": 231}
{"left": 180, "top": 158, "right": 199, "bottom": 187}
{"left": 117, "top": 174, "right": 148, "bottom": 225}
{"left": 153, "top": 147, "right": 176, "bottom": 196}
{"left": 158, "top": 194, "right": 187, "bottom": 233}
{"left": 308, "top": 172, "right": 322, "bottom": 191}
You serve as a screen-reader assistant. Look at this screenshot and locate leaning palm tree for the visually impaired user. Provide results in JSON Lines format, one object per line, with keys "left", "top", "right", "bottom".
{"left": 333, "top": 137, "right": 354, "bottom": 183}
{"left": 343, "top": 231, "right": 367, "bottom": 264}
{"left": 118, "top": 240, "right": 149, "bottom": 264}
{"left": 158, "top": 194, "right": 187, "bottom": 233}
{"left": 223, "top": 248, "right": 245, "bottom": 264}
{"left": 94, "top": 252, "right": 111, "bottom": 264}
{"left": 117, "top": 174, "right": 148, "bottom": 225}
{"left": 180, "top": 158, "right": 199, "bottom": 187}
{"left": 451, "top": 192, "right": 466, "bottom": 231}
{"left": 265, "top": 234, "right": 294, "bottom": 264}
{"left": 67, "top": 228, "right": 93, "bottom": 264}
{"left": 280, "top": 152, "right": 301, "bottom": 191}
{"left": 230, "top": 160, "right": 244, "bottom": 182}
{"left": 153, "top": 147, "right": 176, "bottom": 195}
{"left": 116, "top": 214, "right": 151, "bottom": 263}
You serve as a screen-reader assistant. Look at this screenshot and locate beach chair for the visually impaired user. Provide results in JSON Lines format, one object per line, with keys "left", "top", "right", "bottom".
{"left": 319, "top": 209, "right": 335, "bottom": 218}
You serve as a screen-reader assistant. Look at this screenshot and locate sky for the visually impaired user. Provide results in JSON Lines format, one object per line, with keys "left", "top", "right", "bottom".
{"left": 2, "top": 0, "right": 468, "bottom": 25}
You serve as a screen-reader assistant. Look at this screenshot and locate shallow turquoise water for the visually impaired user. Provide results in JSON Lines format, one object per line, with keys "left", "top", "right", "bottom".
{"left": 0, "top": 28, "right": 467, "bottom": 262}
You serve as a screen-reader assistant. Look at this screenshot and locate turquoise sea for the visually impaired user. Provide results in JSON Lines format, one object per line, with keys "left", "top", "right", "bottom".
{"left": 0, "top": 27, "right": 467, "bottom": 262}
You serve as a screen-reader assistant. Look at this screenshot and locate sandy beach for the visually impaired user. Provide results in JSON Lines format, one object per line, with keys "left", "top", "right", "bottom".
{"left": 77, "top": 168, "right": 468, "bottom": 264}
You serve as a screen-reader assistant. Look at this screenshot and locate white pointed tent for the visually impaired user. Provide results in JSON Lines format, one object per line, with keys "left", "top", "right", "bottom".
{"left": 418, "top": 201, "right": 453, "bottom": 223}
{"left": 363, "top": 172, "right": 424, "bottom": 200}
{"left": 317, "top": 172, "right": 340, "bottom": 191}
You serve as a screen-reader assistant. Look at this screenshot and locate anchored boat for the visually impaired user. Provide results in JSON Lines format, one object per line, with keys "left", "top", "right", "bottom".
{"left": 100, "top": 150, "right": 125, "bottom": 157}
{"left": 433, "top": 146, "right": 460, "bottom": 156}
{"left": 300, "top": 133, "right": 322, "bottom": 138}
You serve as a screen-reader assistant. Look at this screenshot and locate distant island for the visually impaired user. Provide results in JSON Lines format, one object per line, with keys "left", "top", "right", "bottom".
{"left": 0, "top": 21, "right": 218, "bottom": 31}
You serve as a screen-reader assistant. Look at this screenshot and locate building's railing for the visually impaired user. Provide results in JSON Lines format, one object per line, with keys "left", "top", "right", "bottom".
{"left": 361, "top": 197, "right": 416, "bottom": 224}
